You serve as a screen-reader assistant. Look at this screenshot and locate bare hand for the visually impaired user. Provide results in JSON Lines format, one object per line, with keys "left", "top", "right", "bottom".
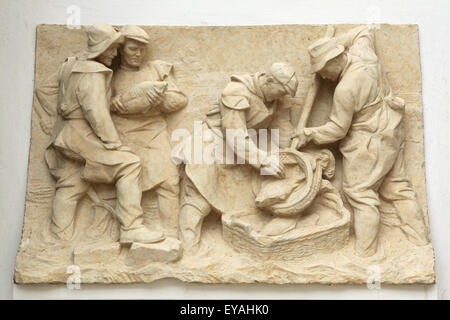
{"left": 104, "top": 141, "right": 122, "bottom": 150}
{"left": 39, "top": 118, "right": 54, "bottom": 135}
{"left": 117, "top": 145, "right": 132, "bottom": 152}
{"left": 146, "top": 82, "right": 167, "bottom": 106}
{"left": 291, "top": 129, "right": 311, "bottom": 150}
{"left": 261, "top": 154, "right": 285, "bottom": 179}
{"left": 111, "top": 95, "right": 127, "bottom": 113}
{"left": 103, "top": 142, "right": 132, "bottom": 152}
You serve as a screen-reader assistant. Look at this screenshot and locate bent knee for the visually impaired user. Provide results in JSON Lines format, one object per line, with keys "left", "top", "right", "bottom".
{"left": 160, "top": 175, "right": 180, "bottom": 194}
{"left": 121, "top": 153, "right": 142, "bottom": 169}
{"left": 114, "top": 154, "right": 142, "bottom": 181}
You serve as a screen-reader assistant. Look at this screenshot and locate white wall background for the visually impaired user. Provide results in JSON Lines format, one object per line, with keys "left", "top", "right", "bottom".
{"left": 1, "top": 0, "right": 449, "bottom": 300}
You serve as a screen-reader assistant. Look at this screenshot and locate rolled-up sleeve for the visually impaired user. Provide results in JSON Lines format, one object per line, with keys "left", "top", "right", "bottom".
{"left": 221, "top": 104, "right": 265, "bottom": 167}
{"left": 309, "top": 82, "right": 356, "bottom": 144}
{"left": 270, "top": 104, "right": 295, "bottom": 149}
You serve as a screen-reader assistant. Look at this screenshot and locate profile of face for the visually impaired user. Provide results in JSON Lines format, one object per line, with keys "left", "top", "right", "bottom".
{"left": 261, "top": 75, "right": 288, "bottom": 102}
{"left": 120, "top": 38, "right": 146, "bottom": 68}
{"left": 318, "top": 54, "right": 345, "bottom": 82}
{"left": 96, "top": 43, "right": 120, "bottom": 67}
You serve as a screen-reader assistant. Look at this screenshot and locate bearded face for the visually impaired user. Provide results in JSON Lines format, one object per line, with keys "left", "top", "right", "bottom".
{"left": 97, "top": 43, "right": 120, "bottom": 67}
{"left": 319, "top": 54, "right": 345, "bottom": 82}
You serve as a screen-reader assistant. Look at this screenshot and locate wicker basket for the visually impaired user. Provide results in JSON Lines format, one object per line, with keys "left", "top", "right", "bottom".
{"left": 223, "top": 182, "right": 351, "bottom": 260}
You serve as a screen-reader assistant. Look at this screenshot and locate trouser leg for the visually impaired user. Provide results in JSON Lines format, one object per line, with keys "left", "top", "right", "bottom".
{"left": 344, "top": 187, "right": 381, "bottom": 257}
{"left": 52, "top": 160, "right": 90, "bottom": 240}
{"left": 104, "top": 153, "right": 164, "bottom": 244}
{"left": 141, "top": 191, "right": 162, "bottom": 228}
{"left": 179, "top": 175, "right": 211, "bottom": 250}
{"left": 379, "top": 149, "right": 429, "bottom": 245}
{"left": 390, "top": 200, "right": 429, "bottom": 245}
{"left": 155, "top": 175, "right": 180, "bottom": 238}
{"left": 341, "top": 136, "right": 399, "bottom": 258}
{"left": 113, "top": 154, "right": 144, "bottom": 230}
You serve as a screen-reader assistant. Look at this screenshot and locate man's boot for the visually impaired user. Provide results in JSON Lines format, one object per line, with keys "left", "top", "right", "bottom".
{"left": 120, "top": 225, "right": 165, "bottom": 244}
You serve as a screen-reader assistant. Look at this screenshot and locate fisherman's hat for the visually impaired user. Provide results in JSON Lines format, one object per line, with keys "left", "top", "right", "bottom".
{"left": 83, "top": 23, "right": 123, "bottom": 59}
{"left": 269, "top": 62, "right": 298, "bottom": 97}
{"left": 308, "top": 37, "right": 345, "bottom": 73}
{"left": 121, "top": 25, "right": 150, "bottom": 44}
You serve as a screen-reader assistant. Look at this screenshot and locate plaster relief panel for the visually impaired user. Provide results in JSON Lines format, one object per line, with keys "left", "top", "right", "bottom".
{"left": 15, "top": 23, "right": 434, "bottom": 284}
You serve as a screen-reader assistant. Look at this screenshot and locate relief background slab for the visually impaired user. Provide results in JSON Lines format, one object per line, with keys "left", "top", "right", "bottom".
{"left": 14, "top": 24, "right": 435, "bottom": 284}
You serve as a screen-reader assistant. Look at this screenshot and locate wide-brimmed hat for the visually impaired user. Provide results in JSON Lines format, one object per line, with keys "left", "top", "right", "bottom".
{"left": 83, "top": 23, "right": 123, "bottom": 59}
{"left": 269, "top": 62, "right": 298, "bottom": 97}
{"left": 308, "top": 37, "right": 344, "bottom": 73}
{"left": 120, "top": 25, "right": 150, "bottom": 44}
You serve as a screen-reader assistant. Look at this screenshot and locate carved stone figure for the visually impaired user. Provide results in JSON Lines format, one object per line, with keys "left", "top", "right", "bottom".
{"left": 293, "top": 26, "right": 430, "bottom": 257}
{"left": 179, "top": 63, "right": 298, "bottom": 249}
{"left": 110, "top": 25, "right": 188, "bottom": 240}
{"left": 42, "top": 23, "right": 164, "bottom": 244}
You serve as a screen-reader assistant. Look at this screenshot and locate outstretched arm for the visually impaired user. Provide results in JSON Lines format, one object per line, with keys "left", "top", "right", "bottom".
{"left": 304, "top": 82, "right": 356, "bottom": 145}
{"left": 270, "top": 101, "right": 295, "bottom": 149}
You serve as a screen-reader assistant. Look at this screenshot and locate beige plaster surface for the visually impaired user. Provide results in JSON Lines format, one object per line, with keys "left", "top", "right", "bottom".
{"left": 14, "top": 24, "right": 434, "bottom": 284}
